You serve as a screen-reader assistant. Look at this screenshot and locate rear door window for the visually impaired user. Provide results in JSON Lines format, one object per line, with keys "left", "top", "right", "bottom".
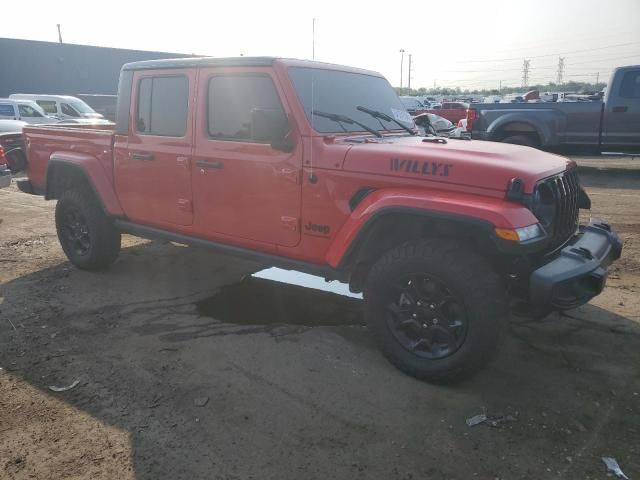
{"left": 207, "top": 74, "right": 284, "bottom": 141}
{"left": 620, "top": 70, "right": 640, "bottom": 99}
{"left": 136, "top": 76, "right": 189, "bottom": 136}
{"left": 0, "top": 104, "right": 16, "bottom": 117}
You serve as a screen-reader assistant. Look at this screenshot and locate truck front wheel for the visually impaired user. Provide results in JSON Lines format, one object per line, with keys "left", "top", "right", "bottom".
{"left": 55, "top": 189, "right": 121, "bottom": 271}
{"left": 364, "top": 239, "right": 507, "bottom": 382}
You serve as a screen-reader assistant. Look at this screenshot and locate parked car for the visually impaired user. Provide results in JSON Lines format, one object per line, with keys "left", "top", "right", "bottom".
{"left": 19, "top": 56, "right": 621, "bottom": 382}
{"left": 399, "top": 96, "right": 428, "bottom": 115}
{"left": 413, "top": 113, "right": 456, "bottom": 136}
{"left": 0, "top": 99, "right": 57, "bottom": 124}
{"left": 424, "top": 102, "right": 469, "bottom": 124}
{"left": 467, "top": 65, "right": 640, "bottom": 151}
{"left": 451, "top": 118, "right": 470, "bottom": 139}
{"left": 76, "top": 94, "right": 118, "bottom": 122}
{"left": 9, "top": 94, "right": 104, "bottom": 121}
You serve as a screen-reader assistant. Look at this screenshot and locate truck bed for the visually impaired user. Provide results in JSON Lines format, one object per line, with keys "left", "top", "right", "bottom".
{"left": 471, "top": 101, "right": 604, "bottom": 147}
{"left": 23, "top": 124, "right": 115, "bottom": 193}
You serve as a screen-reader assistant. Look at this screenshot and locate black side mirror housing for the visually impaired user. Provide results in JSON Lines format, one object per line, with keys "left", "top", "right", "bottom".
{"left": 250, "top": 108, "right": 293, "bottom": 152}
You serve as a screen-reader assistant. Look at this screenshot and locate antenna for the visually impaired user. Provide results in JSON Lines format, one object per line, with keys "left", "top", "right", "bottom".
{"left": 522, "top": 59, "right": 530, "bottom": 88}
{"left": 309, "top": 18, "right": 317, "bottom": 184}
{"left": 57, "top": 24, "right": 63, "bottom": 44}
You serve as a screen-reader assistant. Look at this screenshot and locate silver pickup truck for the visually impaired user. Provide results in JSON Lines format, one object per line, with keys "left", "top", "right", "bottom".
{"left": 468, "top": 65, "right": 640, "bottom": 152}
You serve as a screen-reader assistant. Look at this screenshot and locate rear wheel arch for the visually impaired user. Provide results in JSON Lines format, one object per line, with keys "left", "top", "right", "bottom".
{"left": 46, "top": 161, "right": 107, "bottom": 213}
{"left": 493, "top": 121, "right": 542, "bottom": 146}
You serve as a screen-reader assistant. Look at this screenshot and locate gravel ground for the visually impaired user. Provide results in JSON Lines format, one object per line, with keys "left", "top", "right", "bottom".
{"left": 1, "top": 167, "right": 639, "bottom": 480}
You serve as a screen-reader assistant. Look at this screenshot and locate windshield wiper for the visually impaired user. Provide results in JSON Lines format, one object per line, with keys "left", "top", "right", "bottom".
{"left": 312, "top": 110, "right": 382, "bottom": 138}
{"left": 356, "top": 106, "right": 416, "bottom": 136}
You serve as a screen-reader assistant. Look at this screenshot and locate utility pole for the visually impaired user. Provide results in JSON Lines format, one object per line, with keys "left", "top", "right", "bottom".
{"left": 399, "top": 49, "right": 405, "bottom": 89}
{"left": 57, "top": 24, "right": 63, "bottom": 44}
{"left": 596, "top": 72, "right": 600, "bottom": 85}
{"left": 407, "top": 54, "right": 412, "bottom": 90}
{"left": 522, "top": 59, "right": 530, "bottom": 88}
{"left": 499, "top": 80, "right": 502, "bottom": 93}
{"left": 556, "top": 57, "right": 565, "bottom": 85}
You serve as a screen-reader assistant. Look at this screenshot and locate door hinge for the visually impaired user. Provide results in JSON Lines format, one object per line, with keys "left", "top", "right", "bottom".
{"left": 177, "top": 199, "right": 192, "bottom": 212}
{"left": 176, "top": 156, "right": 190, "bottom": 169}
{"left": 278, "top": 168, "right": 300, "bottom": 184}
{"left": 281, "top": 216, "right": 299, "bottom": 231}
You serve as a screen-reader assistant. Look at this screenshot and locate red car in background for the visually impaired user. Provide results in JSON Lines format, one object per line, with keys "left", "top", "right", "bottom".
{"left": 424, "top": 102, "right": 469, "bottom": 124}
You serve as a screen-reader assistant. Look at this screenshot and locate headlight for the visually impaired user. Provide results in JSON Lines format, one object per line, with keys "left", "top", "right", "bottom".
{"left": 495, "top": 223, "right": 545, "bottom": 242}
{"left": 515, "top": 224, "right": 544, "bottom": 241}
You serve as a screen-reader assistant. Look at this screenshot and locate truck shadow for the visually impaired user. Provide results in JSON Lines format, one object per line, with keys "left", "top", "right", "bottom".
{"left": 1, "top": 241, "right": 639, "bottom": 479}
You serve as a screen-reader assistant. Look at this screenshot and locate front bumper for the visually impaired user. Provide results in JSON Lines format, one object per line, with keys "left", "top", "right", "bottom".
{"left": 0, "top": 167, "right": 11, "bottom": 189}
{"left": 529, "top": 219, "right": 622, "bottom": 310}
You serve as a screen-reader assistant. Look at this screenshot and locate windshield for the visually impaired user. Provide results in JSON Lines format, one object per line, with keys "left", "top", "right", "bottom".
{"left": 68, "top": 99, "right": 96, "bottom": 114}
{"left": 288, "top": 67, "right": 414, "bottom": 134}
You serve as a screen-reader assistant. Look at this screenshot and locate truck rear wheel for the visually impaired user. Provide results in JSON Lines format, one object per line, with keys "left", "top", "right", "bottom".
{"left": 55, "top": 189, "right": 121, "bottom": 271}
{"left": 363, "top": 239, "right": 507, "bottom": 382}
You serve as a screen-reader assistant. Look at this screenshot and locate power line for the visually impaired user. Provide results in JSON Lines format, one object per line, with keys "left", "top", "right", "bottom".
{"left": 451, "top": 41, "right": 640, "bottom": 64}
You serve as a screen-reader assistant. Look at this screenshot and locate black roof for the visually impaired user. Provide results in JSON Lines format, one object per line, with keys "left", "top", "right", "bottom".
{"left": 122, "top": 56, "right": 277, "bottom": 71}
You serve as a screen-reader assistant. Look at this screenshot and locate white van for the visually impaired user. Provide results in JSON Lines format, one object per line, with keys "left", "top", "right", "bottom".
{"left": 9, "top": 94, "right": 104, "bottom": 120}
{"left": 0, "top": 99, "right": 56, "bottom": 124}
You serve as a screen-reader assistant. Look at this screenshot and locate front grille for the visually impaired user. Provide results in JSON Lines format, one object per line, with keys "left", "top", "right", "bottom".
{"left": 536, "top": 169, "right": 580, "bottom": 249}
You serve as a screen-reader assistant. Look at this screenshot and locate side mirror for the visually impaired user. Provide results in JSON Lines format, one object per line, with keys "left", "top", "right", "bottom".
{"left": 250, "top": 108, "right": 293, "bottom": 152}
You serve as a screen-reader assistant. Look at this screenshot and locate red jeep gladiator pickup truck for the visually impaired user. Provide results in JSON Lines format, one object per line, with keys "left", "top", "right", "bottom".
{"left": 19, "top": 57, "right": 622, "bottom": 382}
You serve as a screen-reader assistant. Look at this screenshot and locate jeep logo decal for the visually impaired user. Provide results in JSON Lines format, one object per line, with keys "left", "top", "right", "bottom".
{"left": 390, "top": 158, "right": 453, "bottom": 177}
{"left": 304, "top": 222, "right": 330, "bottom": 235}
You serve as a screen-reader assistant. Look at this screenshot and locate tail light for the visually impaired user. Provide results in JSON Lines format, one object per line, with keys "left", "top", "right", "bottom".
{"left": 0, "top": 146, "right": 6, "bottom": 166}
{"left": 466, "top": 108, "right": 477, "bottom": 131}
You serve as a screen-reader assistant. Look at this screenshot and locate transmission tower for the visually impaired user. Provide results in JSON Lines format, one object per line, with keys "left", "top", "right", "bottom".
{"left": 522, "top": 59, "right": 530, "bottom": 88}
{"left": 556, "top": 57, "right": 565, "bottom": 85}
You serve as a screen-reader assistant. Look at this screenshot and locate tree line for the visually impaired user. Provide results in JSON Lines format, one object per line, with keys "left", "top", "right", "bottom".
{"left": 395, "top": 80, "right": 607, "bottom": 97}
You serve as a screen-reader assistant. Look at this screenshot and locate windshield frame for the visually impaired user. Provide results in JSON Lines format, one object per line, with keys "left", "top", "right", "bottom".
{"left": 286, "top": 66, "right": 415, "bottom": 136}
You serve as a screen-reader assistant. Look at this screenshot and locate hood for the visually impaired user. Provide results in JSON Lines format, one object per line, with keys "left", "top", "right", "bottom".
{"left": 81, "top": 112, "right": 104, "bottom": 119}
{"left": 341, "top": 136, "right": 572, "bottom": 193}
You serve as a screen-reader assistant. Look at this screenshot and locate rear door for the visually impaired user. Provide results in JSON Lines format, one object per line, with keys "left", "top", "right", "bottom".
{"left": 602, "top": 68, "right": 640, "bottom": 149}
{"left": 114, "top": 69, "right": 195, "bottom": 227}
{"left": 192, "top": 68, "right": 302, "bottom": 247}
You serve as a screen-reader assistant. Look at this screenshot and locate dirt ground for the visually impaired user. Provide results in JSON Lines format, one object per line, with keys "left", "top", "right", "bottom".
{"left": 1, "top": 165, "right": 639, "bottom": 480}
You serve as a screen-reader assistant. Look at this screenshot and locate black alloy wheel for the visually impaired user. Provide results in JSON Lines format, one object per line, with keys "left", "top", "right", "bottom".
{"left": 385, "top": 273, "right": 468, "bottom": 360}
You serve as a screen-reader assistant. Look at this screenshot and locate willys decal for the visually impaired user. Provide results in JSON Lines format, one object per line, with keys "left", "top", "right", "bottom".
{"left": 390, "top": 158, "right": 453, "bottom": 177}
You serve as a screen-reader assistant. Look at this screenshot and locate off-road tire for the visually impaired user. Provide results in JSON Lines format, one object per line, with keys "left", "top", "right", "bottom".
{"left": 502, "top": 135, "right": 537, "bottom": 147}
{"left": 364, "top": 239, "right": 508, "bottom": 383}
{"left": 55, "top": 189, "right": 121, "bottom": 270}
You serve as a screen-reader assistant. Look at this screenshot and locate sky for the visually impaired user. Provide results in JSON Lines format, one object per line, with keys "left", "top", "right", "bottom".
{"left": 3, "top": 0, "right": 640, "bottom": 91}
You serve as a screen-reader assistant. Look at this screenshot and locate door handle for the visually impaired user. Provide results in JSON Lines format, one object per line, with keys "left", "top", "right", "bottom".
{"left": 131, "top": 152, "right": 154, "bottom": 161}
{"left": 612, "top": 106, "right": 628, "bottom": 113}
{"left": 196, "top": 159, "right": 224, "bottom": 169}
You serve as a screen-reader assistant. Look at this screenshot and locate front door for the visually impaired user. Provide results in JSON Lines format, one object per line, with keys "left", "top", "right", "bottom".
{"left": 602, "top": 68, "right": 640, "bottom": 150}
{"left": 114, "top": 69, "right": 195, "bottom": 227}
{"left": 192, "top": 69, "right": 302, "bottom": 247}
